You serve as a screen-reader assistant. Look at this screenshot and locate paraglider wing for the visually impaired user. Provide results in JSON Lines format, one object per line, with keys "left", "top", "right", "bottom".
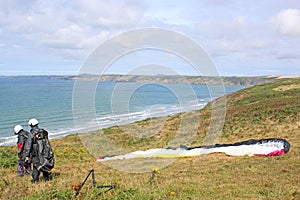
{"left": 97, "top": 138, "right": 290, "bottom": 161}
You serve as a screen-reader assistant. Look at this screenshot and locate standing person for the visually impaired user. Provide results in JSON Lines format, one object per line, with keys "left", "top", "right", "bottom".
{"left": 24, "top": 118, "right": 54, "bottom": 183}
{"left": 14, "top": 125, "right": 32, "bottom": 176}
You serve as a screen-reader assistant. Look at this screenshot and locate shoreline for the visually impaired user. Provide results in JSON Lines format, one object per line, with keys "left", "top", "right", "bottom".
{"left": 2, "top": 74, "right": 299, "bottom": 86}
{"left": 0, "top": 102, "right": 208, "bottom": 147}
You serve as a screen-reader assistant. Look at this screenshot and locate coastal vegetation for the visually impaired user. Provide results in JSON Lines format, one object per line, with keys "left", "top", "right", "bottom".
{"left": 0, "top": 78, "right": 299, "bottom": 199}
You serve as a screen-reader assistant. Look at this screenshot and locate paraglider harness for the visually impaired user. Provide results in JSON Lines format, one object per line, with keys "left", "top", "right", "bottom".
{"left": 75, "top": 169, "right": 116, "bottom": 197}
{"left": 32, "top": 128, "right": 55, "bottom": 172}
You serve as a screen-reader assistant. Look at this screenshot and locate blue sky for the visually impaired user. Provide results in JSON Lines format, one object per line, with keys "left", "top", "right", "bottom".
{"left": 0, "top": 0, "right": 299, "bottom": 76}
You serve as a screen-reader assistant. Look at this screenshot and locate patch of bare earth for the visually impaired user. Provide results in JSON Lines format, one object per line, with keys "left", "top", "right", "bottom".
{"left": 273, "top": 84, "right": 300, "bottom": 91}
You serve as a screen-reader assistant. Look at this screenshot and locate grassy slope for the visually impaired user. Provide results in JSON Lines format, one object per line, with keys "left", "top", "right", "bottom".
{"left": 0, "top": 78, "right": 299, "bottom": 199}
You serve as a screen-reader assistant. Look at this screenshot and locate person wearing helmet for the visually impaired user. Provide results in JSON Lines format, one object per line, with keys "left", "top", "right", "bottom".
{"left": 24, "top": 118, "right": 51, "bottom": 183}
{"left": 14, "top": 125, "right": 31, "bottom": 176}
{"left": 28, "top": 118, "right": 39, "bottom": 128}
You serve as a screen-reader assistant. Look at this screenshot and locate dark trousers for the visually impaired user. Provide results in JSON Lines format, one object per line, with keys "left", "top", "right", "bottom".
{"left": 17, "top": 160, "right": 31, "bottom": 176}
{"left": 32, "top": 165, "right": 50, "bottom": 182}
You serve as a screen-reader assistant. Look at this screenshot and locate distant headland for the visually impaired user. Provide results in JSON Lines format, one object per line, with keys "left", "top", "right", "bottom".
{"left": 1, "top": 74, "right": 299, "bottom": 86}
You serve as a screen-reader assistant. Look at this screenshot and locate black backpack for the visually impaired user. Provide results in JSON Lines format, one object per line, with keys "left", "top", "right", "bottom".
{"left": 34, "top": 129, "right": 55, "bottom": 172}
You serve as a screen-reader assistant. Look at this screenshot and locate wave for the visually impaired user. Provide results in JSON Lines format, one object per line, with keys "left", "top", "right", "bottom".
{"left": 0, "top": 135, "right": 17, "bottom": 146}
{"left": 0, "top": 100, "right": 207, "bottom": 146}
{"left": 93, "top": 101, "right": 207, "bottom": 127}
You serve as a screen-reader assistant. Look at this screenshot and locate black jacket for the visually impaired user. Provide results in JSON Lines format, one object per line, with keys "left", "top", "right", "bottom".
{"left": 16, "top": 130, "right": 30, "bottom": 159}
{"left": 23, "top": 125, "right": 40, "bottom": 162}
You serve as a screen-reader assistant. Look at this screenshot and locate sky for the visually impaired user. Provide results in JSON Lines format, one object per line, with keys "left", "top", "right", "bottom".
{"left": 0, "top": 0, "right": 299, "bottom": 76}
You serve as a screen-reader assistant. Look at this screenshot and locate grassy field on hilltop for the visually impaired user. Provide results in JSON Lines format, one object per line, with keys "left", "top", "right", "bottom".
{"left": 0, "top": 78, "right": 299, "bottom": 199}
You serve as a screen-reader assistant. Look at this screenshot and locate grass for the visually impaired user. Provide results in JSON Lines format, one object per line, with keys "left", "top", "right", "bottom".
{"left": 0, "top": 78, "right": 300, "bottom": 199}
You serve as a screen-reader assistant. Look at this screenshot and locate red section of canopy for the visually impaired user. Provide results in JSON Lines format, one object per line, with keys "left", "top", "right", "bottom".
{"left": 254, "top": 149, "right": 285, "bottom": 156}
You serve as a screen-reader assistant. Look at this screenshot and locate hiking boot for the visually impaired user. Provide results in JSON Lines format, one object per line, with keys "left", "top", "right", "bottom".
{"left": 43, "top": 177, "right": 50, "bottom": 182}
{"left": 31, "top": 179, "right": 38, "bottom": 184}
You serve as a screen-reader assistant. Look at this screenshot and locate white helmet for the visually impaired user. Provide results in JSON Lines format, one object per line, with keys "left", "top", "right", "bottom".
{"left": 28, "top": 118, "right": 39, "bottom": 126}
{"left": 14, "top": 125, "right": 23, "bottom": 134}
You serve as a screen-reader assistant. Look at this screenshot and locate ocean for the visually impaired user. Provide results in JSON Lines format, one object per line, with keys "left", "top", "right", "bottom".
{"left": 0, "top": 77, "right": 246, "bottom": 146}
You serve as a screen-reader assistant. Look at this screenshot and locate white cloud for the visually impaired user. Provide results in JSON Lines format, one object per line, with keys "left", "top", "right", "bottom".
{"left": 0, "top": 0, "right": 299, "bottom": 76}
{"left": 197, "top": 17, "right": 277, "bottom": 58}
{"left": 0, "top": 0, "right": 144, "bottom": 60}
{"left": 272, "top": 8, "right": 300, "bottom": 36}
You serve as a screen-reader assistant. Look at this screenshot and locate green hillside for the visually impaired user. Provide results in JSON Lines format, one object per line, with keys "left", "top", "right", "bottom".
{"left": 0, "top": 78, "right": 299, "bottom": 199}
